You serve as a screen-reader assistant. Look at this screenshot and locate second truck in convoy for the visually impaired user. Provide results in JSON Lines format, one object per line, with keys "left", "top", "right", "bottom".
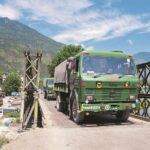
{"left": 54, "top": 50, "right": 140, "bottom": 124}
{"left": 43, "top": 78, "right": 56, "bottom": 100}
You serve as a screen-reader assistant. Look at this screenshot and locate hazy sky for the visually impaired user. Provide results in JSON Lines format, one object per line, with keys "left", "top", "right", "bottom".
{"left": 0, "top": 0, "right": 150, "bottom": 54}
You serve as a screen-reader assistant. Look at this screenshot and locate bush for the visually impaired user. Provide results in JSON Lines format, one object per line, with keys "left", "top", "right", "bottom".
{"left": 0, "top": 136, "right": 9, "bottom": 147}
{"left": 8, "top": 111, "right": 20, "bottom": 125}
{"left": 8, "top": 111, "right": 20, "bottom": 118}
{"left": 15, "top": 118, "right": 20, "bottom": 124}
{"left": 3, "top": 72, "right": 21, "bottom": 95}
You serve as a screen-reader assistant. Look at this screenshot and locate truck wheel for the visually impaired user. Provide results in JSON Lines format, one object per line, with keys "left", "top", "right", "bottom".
{"left": 72, "top": 99, "right": 84, "bottom": 124}
{"left": 56, "top": 95, "right": 64, "bottom": 112}
{"left": 116, "top": 110, "right": 130, "bottom": 122}
{"left": 44, "top": 92, "right": 47, "bottom": 99}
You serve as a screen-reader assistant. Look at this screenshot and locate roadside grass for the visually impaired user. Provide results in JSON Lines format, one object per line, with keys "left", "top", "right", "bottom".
{"left": 0, "top": 120, "right": 2, "bottom": 126}
{"left": 0, "top": 136, "right": 9, "bottom": 147}
{"left": 8, "top": 111, "right": 20, "bottom": 124}
{"left": 0, "top": 112, "right": 20, "bottom": 148}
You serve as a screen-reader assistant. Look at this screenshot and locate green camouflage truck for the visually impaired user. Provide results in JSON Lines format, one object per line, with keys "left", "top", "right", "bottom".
{"left": 43, "top": 78, "right": 56, "bottom": 100}
{"left": 54, "top": 50, "right": 140, "bottom": 124}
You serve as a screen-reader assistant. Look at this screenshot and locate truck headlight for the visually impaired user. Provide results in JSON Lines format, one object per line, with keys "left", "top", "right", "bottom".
{"left": 129, "top": 95, "right": 136, "bottom": 100}
{"left": 96, "top": 82, "right": 102, "bottom": 88}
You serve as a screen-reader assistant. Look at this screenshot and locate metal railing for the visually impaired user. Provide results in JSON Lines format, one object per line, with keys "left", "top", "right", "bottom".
{"left": 133, "top": 62, "right": 150, "bottom": 119}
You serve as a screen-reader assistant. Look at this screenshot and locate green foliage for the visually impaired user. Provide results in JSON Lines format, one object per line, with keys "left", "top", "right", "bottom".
{"left": 8, "top": 111, "right": 20, "bottom": 118}
{"left": 0, "top": 69, "right": 3, "bottom": 85}
{"left": 3, "top": 72, "right": 21, "bottom": 95}
{"left": 8, "top": 111, "right": 20, "bottom": 124}
{"left": 39, "top": 79, "right": 43, "bottom": 89}
{"left": 0, "top": 136, "right": 9, "bottom": 147}
{"left": 48, "top": 45, "right": 84, "bottom": 76}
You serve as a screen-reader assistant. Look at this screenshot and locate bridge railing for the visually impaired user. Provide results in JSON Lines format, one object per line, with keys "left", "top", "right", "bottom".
{"left": 133, "top": 62, "right": 150, "bottom": 119}
{"left": 20, "top": 50, "right": 42, "bottom": 129}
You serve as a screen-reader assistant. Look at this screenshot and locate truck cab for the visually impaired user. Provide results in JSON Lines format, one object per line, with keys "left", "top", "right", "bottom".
{"left": 43, "top": 78, "right": 56, "bottom": 100}
{"left": 54, "top": 50, "right": 140, "bottom": 124}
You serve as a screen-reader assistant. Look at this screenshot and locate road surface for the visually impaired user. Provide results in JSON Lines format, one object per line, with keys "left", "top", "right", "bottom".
{"left": 4, "top": 96, "right": 150, "bottom": 150}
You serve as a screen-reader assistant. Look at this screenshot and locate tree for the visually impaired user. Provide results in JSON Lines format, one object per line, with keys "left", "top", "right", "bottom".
{"left": 48, "top": 45, "right": 84, "bottom": 76}
{"left": 3, "top": 72, "right": 21, "bottom": 95}
{"left": 0, "top": 70, "right": 3, "bottom": 85}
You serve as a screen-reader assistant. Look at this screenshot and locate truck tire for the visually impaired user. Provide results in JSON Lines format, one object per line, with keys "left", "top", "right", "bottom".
{"left": 71, "top": 90, "right": 84, "bottom": 124}
{"left": 44, "top": 92, "right": 47, "bottom": 99}
{"left": 56, "top": 95, "right": 64, "bottom": 112}
{"left": 116, "top": 110, "right": 130, "bottom": 122}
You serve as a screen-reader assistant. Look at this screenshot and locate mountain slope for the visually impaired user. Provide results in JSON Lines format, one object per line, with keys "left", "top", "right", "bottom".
{"left": 0, "top": 17, "right": 63, "bottom": 76}
{"left": 133, "top": 52, "right": 150, "bottom": 64}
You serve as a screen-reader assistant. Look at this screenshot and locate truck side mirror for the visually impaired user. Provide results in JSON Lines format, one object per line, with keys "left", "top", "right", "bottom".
{"left": 71, "top": 62, "right": 76, "bottom": 69}
{"left": 67, "top": 62, "right": 74, "bottom": 70}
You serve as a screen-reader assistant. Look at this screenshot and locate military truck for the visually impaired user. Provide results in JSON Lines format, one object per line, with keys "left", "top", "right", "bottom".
{"left": 54, "top": 50, "right": 140, "bottom": 124}
{"left": 43, "top": 78, "right": 56, "bottom": 100}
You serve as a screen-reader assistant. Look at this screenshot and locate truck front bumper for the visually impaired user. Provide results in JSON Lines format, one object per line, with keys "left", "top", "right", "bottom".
{"left": 81, "top": 101, "right": 140, "bottom": 112}
{"left": 47, "top": 94, "right": 56, "bottom": 99}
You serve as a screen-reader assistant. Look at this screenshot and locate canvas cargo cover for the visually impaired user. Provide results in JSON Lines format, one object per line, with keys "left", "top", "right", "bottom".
{"left": 54, "top": 60, "right": 68, "bottom": 84}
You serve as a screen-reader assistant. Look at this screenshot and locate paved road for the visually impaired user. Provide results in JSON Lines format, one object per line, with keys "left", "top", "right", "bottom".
{"left": 4, "top": 97, "right": 150, "bottom": 150}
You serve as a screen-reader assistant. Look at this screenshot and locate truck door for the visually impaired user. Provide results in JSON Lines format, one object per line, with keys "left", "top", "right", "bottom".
{"left": 70, "top": 58, "right": 80, "bottom": 90}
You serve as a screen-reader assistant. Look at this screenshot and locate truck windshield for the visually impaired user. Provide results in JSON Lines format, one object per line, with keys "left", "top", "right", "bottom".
{"left": 82, "top": 56, "right": 136, "bottom": 75}
{"left": 47, "top": 79, "right": 54, "bottom": 85}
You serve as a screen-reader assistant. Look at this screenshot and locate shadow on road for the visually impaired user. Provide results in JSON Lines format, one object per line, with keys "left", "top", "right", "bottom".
{"left": 61, "top": 109, "right": 134, "bottom": 127}
{"left": 45, "top": 100, "right": 135, "bottom": 128}
{"left": 80, "top": 114, "right": 134, "bottom": 127}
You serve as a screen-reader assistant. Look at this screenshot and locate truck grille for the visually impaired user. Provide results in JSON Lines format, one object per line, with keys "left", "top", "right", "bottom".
{"left": 102, "top": 89, "right": 122, "bottom": 100}
{"left": 85, "top": 88, "right": 137, "bottom": 101}
{"left": 108, "top": 82, "right": 121, "bottom": 87}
